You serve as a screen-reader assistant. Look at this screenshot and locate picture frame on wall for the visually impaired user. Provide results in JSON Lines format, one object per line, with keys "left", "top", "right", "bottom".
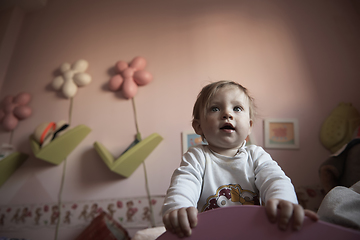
{"left": 182, "top": 131, "right": 206, "bottom": 153}
{"left": 264, "top": 118, "right": 299, "bottom": 149}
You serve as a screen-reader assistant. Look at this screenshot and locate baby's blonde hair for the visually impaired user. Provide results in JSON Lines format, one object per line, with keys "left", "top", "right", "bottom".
{"left": 192, "top": 80, "right": 256, "bottom": 122}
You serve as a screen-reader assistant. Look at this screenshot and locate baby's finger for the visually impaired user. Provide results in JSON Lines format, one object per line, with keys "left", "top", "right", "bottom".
{"left": 169, "top": 210, "right": 184, "bottom": 237}
{"left": 304, "top": 209, "right": 319, "bottom": 222}
{"left": 277, "top": 201, "right": 293, "bottom": 230}
{"left": 178, "top": 208, "right": 192, "bottom": 237}
{"left": 265, "top": 198, "right": 279, "bottom": 223}
{"left": 163, "top": 213, "right": 174, "bottom": 233}
{"left": 291, "top": 204, "right": 304, "bottom": 231}
{"left": 187, "top": 207, "right": 198, "bottom": 228}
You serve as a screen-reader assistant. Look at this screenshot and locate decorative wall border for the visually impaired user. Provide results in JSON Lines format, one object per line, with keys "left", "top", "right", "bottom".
{"left": 0, "top": 195, "right": 165, "bottom": 230}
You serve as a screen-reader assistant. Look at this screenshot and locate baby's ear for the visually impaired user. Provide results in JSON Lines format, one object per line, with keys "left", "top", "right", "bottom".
{"left": 192, "top": 119, "right": 203, "bottom": 136}
{"left": 248, "top": 120, "right": 253, "bottom": 134}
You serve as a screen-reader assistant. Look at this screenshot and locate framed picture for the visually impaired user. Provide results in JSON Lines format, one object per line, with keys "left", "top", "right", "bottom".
{"left": 182, "top": 131, "right": 206, "bottom": 153}
{"left": 264, "top": 118, "right": 299, "bottom": 149}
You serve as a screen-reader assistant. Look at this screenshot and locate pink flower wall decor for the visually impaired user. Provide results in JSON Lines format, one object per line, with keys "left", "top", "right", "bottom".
{"left": 0, "top": 92, "right": 32, "bottom": 131}
{"left": 109, "top": 56, "right": 153, "bottom": 99}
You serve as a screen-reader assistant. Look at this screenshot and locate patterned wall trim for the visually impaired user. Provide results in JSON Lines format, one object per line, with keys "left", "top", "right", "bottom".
{"left": 0, "top": 195, "right": 165, "bottom": 230}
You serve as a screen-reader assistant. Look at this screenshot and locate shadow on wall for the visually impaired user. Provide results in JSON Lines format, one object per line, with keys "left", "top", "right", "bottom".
{"left": 79, "top": 148, "right": 126, "bottom": 187}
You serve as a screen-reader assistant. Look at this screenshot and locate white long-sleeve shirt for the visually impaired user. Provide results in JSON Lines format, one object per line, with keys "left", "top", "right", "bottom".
{"left": 162, "top": 144, "right": 298, "bottom": 216}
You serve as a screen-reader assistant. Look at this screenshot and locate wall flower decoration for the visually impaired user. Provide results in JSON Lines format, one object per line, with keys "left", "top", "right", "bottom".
{"left": 0, "top": 92, "right": 31, "bottom": 187}
{"left": 95, "top": 56, "right": 161, "bottom": 227}
{"left": 0, "top": 92, "right": 32, "bottom": 131}
{"left": 52, "top": 59, "right": 92, "bottom": 98}
{"left": 109, "top": 56, "right": 153, "bottom": 99}
{"left": 32, "top": 59, "right": 93, "bottom": 239}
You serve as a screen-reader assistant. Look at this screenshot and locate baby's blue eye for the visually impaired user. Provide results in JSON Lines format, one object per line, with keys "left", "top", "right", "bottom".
{"left": 211, "top": 107, "right": 219, "bottom": 112}
{"left": 234, "top": 106, "right": 242, "bottom": 112}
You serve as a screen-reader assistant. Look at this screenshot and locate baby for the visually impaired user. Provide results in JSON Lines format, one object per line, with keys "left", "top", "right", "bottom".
{"left": 162, "top": 80, "right": 318, "bottom": 237}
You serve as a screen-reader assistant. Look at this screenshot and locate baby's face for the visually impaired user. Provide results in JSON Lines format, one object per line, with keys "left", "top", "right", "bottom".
{"left": 194, "top": 85, "right": 253, "bottom": 156}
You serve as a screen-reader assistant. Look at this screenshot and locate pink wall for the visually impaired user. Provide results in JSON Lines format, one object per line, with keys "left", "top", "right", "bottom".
{"left": 0, "top": 0, "right": 360, "bottom": 238}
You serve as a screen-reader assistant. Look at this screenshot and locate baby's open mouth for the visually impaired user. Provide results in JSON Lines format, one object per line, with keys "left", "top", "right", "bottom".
{"left": 220, "top": 123, "right": 235, "bottom": 130}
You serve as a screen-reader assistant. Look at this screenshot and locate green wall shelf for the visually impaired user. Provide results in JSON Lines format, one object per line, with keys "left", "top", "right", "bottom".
{"left": 0, "top": 152, "right": 28, "bottom": 187}
{"left": 29, "top": 124, "right": 91, "bottom": 165}
{"left": 94, "top": 133, "right": 163, "bottom": 178}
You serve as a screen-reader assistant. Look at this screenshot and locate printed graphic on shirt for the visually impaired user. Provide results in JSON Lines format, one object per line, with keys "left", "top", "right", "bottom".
{"left": 201, "top": 184, "right": 259, "bottom": 212}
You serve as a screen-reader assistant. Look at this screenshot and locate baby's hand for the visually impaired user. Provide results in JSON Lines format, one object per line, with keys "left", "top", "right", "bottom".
{"left": 163, "top": 207, "right": 198, "bottom": 238}
{"left": 265, "top": 198, "right": 319, "bottom": 231}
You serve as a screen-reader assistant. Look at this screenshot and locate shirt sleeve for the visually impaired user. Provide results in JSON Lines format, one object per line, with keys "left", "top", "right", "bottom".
{"left": 251, "top": 146, "right": 298, "bottom": 204}
{"left": 161, "top": 146, "right": 206, "bottom": 216}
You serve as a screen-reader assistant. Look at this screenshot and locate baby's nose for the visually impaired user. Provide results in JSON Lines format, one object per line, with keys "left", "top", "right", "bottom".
{"left": 223, "top": 112, "right": 233, "bottom": 119}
